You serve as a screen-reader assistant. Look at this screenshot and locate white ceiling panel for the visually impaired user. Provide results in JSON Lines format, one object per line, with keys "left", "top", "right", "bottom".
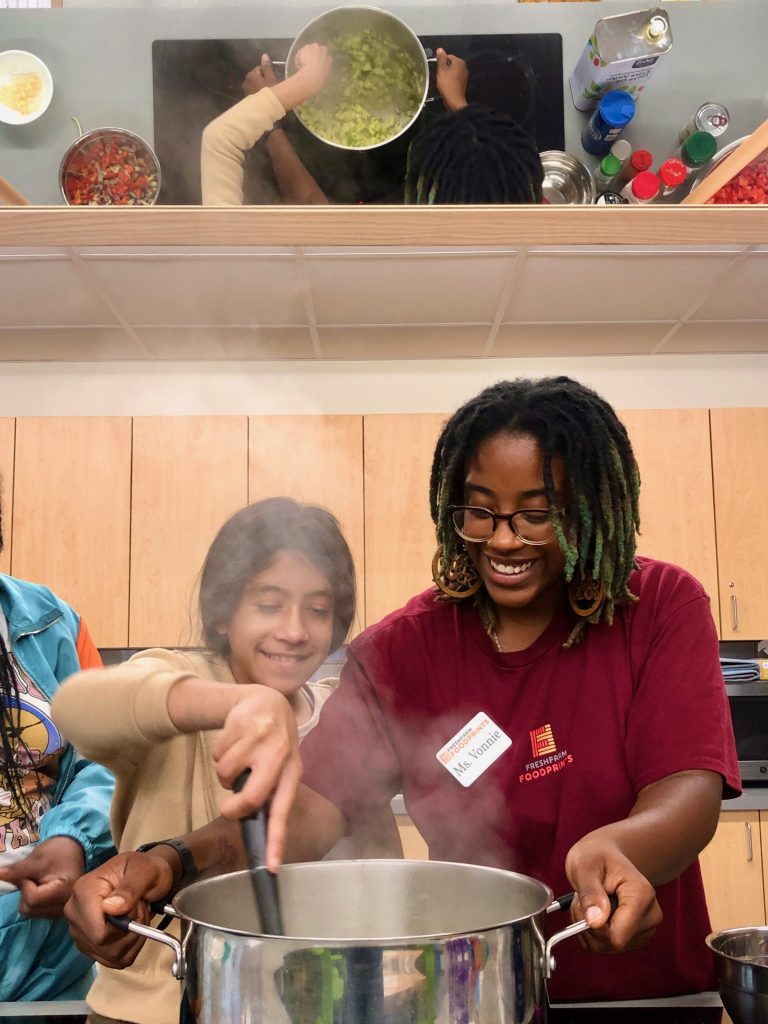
{"left": 133, "top": 326, "right": 316, "bottom": 360}
{"left": 318, "top": 325, "right": 490, "bottom": 360}
{"left": 492, "top": 322, "right": 674, "bottom": 357}
{"left": 504, "top": 253, "right": 740, "bottom": 323}
{"left": 82, "top": 256, "right": 308, "bottom": 326}
{"left": 0, "top": 327, "right": 142, "bottom": 361}
{"left": 306, "top": 254, "right": 514, "bottom": 325}
{"left": 690, "top": 253, "right": 768, "bottom": 321}
{"left": 0, "top": 258, "right": 118, "bottom": 327}
{"left": 662, "top": 322, "right": 768, "bottom": 353}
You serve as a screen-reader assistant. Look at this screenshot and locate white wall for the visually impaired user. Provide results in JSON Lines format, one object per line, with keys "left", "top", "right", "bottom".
{"left": 0, "top": 354, "right": 766, "bottom": 416}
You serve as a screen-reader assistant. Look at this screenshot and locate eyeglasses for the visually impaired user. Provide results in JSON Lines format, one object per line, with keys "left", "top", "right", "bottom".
{"left": 449, "top": 505, "right": 567, "bottom": 546}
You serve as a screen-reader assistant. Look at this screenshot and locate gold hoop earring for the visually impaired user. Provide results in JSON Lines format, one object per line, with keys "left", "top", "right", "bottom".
{"left": 432, "top": 544, "right": 482, "bottom": 599}
{"left": 568, "top": 577, "right": 606, "bottom": 618}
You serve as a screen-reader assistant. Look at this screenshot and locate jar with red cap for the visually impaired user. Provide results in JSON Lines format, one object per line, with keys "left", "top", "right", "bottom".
{"left": 618, "top": 149, "right": 653, "bottom": 184}
{"left": 658, "top": 158, "right": 687, "bottom": 197}
{"left": 620, "top": 170, "right": 660, "bottom": 204}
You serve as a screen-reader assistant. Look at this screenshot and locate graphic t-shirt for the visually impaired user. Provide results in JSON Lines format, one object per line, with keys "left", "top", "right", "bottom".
{"left": 0, "top": 607, "right": 66, "bottom": 892}
{"left": 301, "top": 557, "right": 741, "bottom": 1001}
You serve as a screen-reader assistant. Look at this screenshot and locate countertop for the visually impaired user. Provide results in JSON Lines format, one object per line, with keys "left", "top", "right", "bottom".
{"left": 2, "top": 0, "right": 768, "bottom": 204}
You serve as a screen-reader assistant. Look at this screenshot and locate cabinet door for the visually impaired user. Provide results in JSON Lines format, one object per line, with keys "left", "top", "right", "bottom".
{"left": 12, "top": 417, "right": 131, "bottom": 646}
{"left": 363, "top": 414, "right": 447, "bottom": 627}
{"left": 698, "top": 811, "right": 766, "bottom": 931}
{"left": 619, "top": 409, "right": 721, "bottom": 630}
{"left": 130, "top": 417, "right": 248, "bottom": 648}
{"left": 249, "top": 416, "right": 365, "bottom": 635}
{"left": 0, "top": 419, "right": 14, "bottom": 576}
{"left": 710, "top": 408, "right": 768, "bottom": 639}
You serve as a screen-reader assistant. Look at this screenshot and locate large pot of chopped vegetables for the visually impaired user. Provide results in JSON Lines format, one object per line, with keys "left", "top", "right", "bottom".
{"left": 286, "top": 5, "right": 428, "bottom": 151}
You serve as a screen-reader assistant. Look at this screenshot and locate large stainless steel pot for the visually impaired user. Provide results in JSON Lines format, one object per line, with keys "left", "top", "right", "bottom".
{"left": 283, "top": 6, "right": 430, "bottom": 152}
{"left": 707, "top": 926, "right": 768, "bottom": 1024}
{"left": 116, "top": 859, "right": 601, "bottom": 1024}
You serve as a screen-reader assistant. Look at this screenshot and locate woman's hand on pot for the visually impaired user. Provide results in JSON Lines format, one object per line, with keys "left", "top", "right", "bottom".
{"left": 243, "top": 53, "right": 280, "bottom": 95}
{"left": 63, "top": 852, "right": 174, "bottom": 968}
{"left": 211, "top": 688, "right": 302, "bottom": 870}
{"left": 435, "top": 47, "right": 468, "bottom": 112}
{"left": 564, "top": 836, "right": 663, "bottom": 954}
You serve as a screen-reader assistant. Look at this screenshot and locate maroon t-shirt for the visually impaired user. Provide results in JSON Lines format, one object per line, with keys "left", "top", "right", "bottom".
{"left": 301, "top": 557, "right": 740, "bottom": 1001}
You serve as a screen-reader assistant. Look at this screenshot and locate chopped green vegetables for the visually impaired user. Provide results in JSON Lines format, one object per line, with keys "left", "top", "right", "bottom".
{"left": 299, "top": 29, "right": 424, "bottom": 148}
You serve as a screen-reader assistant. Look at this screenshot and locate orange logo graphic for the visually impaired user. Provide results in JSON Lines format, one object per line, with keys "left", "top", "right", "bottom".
{"left": 530, "top": 724, "right": 556, "bottom": 758}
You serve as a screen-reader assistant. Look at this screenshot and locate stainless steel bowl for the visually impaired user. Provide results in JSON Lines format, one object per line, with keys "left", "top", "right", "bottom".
{"left": 59, "top": 127, "right": 161, "bottom": 206}
{"left": 707, "top": 926, "right": 768, "bottom": 1024}
{"left": 540, "top": 150, "right": 595, "bottom": 205}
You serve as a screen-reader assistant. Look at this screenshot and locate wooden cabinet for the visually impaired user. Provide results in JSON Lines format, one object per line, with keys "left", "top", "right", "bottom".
{"left": 699, "top": 811, "right": 766, "bottom": 931}
{"left": 11, "top": 417, "right": 131, "bottom": 646}
{"left": 619, "top": 409, "right": 720, "bottom": 627}
{"left": 710, "top": 408, "right": 768, "bottom": 639}
{"left": 363, "top": 413, "right": 447, "bottom": 626}
{"left": 249, "top": 415, "right": 365, "bottom": 634}
{"left": 0, "top": 419, "right": 14, "bottom": 576}
{"left": 130, "top": 417, "right": 248, "bottom": 647}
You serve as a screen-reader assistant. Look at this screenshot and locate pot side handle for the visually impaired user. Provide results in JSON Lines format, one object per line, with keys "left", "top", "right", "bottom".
{"left": 107, "top": 905, "right": 185, "bottom": 981}
{"left": 542, "top": 892, "right": 619, "bottom": 979}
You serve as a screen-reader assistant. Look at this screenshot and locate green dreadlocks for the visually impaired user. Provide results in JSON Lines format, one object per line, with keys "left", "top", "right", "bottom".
{"left": 429, "top": 377, "right": 641, "bottom": 646}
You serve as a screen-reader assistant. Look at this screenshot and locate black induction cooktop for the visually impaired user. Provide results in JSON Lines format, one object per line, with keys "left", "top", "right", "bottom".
{"left": 151, "top": 33, "right": 564, "bottom": 205}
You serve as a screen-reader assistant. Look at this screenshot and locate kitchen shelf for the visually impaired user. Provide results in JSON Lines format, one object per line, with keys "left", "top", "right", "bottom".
{"left": 2, "top": 205, "right": 768, "bottom": 248}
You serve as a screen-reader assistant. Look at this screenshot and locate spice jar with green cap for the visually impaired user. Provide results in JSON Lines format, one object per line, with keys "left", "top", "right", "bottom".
{"left": 678, "top": 130, "right": 717, "bottom": 177}
{"left": 593, "top": 154, "right": 622, "bottom": 192}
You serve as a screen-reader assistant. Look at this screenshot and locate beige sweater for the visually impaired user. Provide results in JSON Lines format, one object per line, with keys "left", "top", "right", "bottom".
{"left": 51, "top": 648, "right": 336, "bottom": 1024}
{"left": 200, "top": 88, "right": 286, "bottom": 205}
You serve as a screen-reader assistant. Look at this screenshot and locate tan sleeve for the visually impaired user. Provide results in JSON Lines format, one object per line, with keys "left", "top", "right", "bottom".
{"left": 51, "top": 648, "right": 200, "bottom": 769}
{"left": 200, "top": 89, "right": 287, "bottom": 206}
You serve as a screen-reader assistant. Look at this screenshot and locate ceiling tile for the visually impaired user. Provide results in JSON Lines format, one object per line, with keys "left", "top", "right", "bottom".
{"left": 0, "top": 328, "right": 143, "bottom": 361}
{"left": 491, "top": 322, "right": 674, "bottom": 357}
{"left": 133, "top": 326, "right": 315, "bottom": 360}
{"left": 690, "top": 254, "right": 768, "bottom": 320}
{"left": 306, "top": 255, "right": 513, "bottom": 324}
{"left": 661, "top": 322, "right": 768, "bottom": 353}
{"left": 82, "top": 256, "right": 307, "bottom": 326}
{"left": 504, "top": 253, "right": 738, "bottom": 322}
{"left": 318, "top": 325, "right": 490, "bottom": 360}
{"left": 0, "top": 259, "right": 118, "bottom": 327}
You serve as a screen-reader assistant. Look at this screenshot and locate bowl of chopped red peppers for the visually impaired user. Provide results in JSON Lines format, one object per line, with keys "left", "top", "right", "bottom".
{"left": 59, "top": 127, "right": 161, "bottom": 206}
{"left": 695, "top": 135, "right": 768, "bottom": 204}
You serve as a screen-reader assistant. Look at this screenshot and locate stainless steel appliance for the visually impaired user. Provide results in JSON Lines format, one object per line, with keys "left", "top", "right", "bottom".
{"left": 725, "top": 682, "right": 768, "bottom": 782}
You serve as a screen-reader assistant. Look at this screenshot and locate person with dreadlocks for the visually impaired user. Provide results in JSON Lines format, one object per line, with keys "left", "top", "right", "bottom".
{"left": 0, "top": 483, "right": 114, "bottom": 1001}
{"left": 60, "top": 378, "right": 738, "bottom": 1004}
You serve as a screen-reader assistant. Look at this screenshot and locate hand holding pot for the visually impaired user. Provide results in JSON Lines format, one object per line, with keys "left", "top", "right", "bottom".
{"left": 564, "top": 836, "right": 663, "bottom": 954}
{"left": 435, "top": 47, "right": 468, "bottom": 112}
{"left": 293, "top": 43, "right": 333, "bottom": 100}
{"left": 64, "top": 851, "right": 173, "bottom": 968}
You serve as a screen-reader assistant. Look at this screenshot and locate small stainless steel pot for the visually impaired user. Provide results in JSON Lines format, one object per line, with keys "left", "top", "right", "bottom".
{"left": 707, "top": 926, "right": 768, "bottom": 1024}
{"left": 281, "top": 5, "right": 431, "bottom": 152}
{"left": 59, "top": 125, "right": 161, "bottom": 206}
{"left": 114, "top": 859, "right": 602, "bottom": 1024}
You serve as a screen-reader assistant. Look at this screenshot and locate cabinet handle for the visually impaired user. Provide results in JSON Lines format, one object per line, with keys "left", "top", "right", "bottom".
{"left": 746, "top": 821, "right": 753, "bottom": 863}
{"left": 731, "top": 595, "right": 739, "bottom": 632}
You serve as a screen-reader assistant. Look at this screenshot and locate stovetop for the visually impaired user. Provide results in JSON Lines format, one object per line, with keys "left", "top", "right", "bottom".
{"left": 151, "top": 33, "right": 564, "bottom": 204}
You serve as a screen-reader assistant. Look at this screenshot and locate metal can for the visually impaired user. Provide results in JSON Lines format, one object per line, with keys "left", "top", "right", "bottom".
{"left": 679, "top": 103, "right": 730, "bottom": 145}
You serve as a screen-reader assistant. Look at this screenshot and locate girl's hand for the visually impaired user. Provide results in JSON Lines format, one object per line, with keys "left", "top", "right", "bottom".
{"left": 211, "top": 688, "right": 302, "bottom": 871}
{"left": 435, "top": 48, "right": 469, "bottom": 112}
{"left": 293, "top": 43, "right": 333, "bottom": 98}
{"left": 564, "top": 835, "right": 663, "bottom": 954}
{"left": 0, "top": 836, "right": 85, "bottom": 917}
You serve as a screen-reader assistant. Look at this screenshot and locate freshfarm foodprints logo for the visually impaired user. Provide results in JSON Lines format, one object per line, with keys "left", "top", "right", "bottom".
{"left": 530, "top": 724, "right": 556, "bottom": 758}
{"left": 520, "top": 723, "right": 574, "bottom": 785}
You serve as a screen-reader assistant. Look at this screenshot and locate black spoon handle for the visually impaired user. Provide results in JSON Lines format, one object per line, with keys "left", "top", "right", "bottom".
{"left": 234, "top": 771, "right": 284, "bottom": 936}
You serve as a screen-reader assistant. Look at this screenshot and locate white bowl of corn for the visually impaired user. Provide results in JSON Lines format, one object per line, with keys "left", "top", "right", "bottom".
{"left": 0, "top": 50, "right": 53, "bottom": 125}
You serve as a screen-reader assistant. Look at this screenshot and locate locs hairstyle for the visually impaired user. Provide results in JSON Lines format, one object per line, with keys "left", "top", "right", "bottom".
{"left": 199, "top": 497, "right": 356, "bottom": 656}
{"left": 404, "top": 104, "right": 544, "bottom": 205}
{"left": 429, "top": 377, "right": 641, "bottom": 645}
{"left": 0, "top": 486, "right": 37, "bottom": 819}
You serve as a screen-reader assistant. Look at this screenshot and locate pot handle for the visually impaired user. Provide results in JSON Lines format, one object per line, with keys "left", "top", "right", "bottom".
{"left": 542, "top": 892, "right": 619, "bottom": 979}
{"left": 107, "top": 903, "right": 185, "bottom": 981}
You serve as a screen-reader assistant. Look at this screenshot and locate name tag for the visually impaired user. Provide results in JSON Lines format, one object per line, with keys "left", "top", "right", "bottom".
{"left": 436, "top": 712, "right": 512, "bottom": 788}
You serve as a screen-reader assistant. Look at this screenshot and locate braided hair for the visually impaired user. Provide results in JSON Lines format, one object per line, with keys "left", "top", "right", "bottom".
{"left": 430, "top": 377, "right": 641, "bottom": 645}
{"left": 404, "top": 104, "right": 543, "bottom": 205}
{"left": 0, "top": 489, "right": 34, "bottom": 820}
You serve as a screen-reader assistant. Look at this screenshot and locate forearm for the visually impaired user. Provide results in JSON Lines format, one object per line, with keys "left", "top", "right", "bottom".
{"left": 166, "top": 675, "right": 248, "bottom": 732}
{"left": 266, "top": 128, "right": 329, "bottom": 205}
{"left": 577, "top": 770, "right": 722, "bottom": 886}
